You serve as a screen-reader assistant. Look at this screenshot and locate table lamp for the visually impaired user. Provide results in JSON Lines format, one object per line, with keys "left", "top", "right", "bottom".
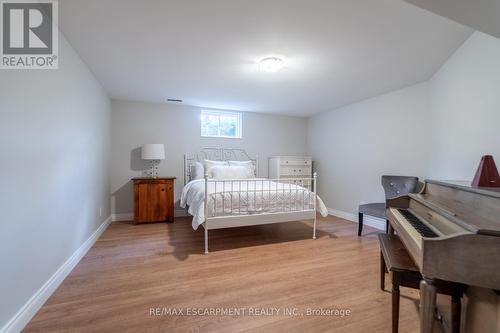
{"left": 141, "top": 144, "right": 165, "bottom": 178}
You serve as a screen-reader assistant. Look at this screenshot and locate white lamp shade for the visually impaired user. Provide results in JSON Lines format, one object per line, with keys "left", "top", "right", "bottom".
{"left": 141, "top": 144, "right": 165, "bottom": 160}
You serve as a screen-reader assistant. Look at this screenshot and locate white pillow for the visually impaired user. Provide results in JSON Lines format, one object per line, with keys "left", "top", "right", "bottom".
{"left": 228, "top": 160, "right": 255, "bottom": 178}
{"left": 210, "top": 165, "right": 249, "bottom": 179}
{"left": 203, "top": 159, "right": 228, "bottom": 171}
{"left": 190, "top": 162, "right": 204, "bottom": 180}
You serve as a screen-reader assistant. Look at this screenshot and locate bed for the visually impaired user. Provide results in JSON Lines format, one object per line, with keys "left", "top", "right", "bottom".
{"left": 181, "top": 148, "right": 328, "bottom": 253}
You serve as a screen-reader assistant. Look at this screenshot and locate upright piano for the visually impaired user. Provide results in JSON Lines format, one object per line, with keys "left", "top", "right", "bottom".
{"left": 386, "top": 180, "right": 500, "bottom": 333}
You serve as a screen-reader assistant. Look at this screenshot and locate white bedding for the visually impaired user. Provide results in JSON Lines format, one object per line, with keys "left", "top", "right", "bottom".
{"left": 180, "top": 178, "right": 328, "bottom": 230}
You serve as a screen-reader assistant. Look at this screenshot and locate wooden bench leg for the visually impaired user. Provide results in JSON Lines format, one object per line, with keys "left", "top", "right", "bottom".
{"left": 451, "top": 293, "right": 462, "bottom": 333}
{"left": 380, "top": 252, "right": 386, "bottom": 291}
{"left": 392, "top": 281, "right": 400, "bottom": 333}
{"left": 358, "top": 213, "right": 363, "bottom": 236}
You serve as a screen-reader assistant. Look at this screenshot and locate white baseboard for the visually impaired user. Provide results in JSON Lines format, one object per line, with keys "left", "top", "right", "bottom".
{"left": 175, "top": 209, "right": 188, "bottom": 217}
{"left": 361, "top": 215, "right": 387, "bottom": 231}
{"left": 327, "top": 207, "right": 386, "bottom": 231}
{"left": 327, "top": 208, "right": 357, "bottom": 222}
{"left": 1, "top": 216, "right": 112, "bottom": 333}
{"left": 111, "top": 213, "right": 133, "bottom": 222}
{"left": 114, "top": 209, "right": 386, "bottom": 230}
{"left": 111, "top": 210, "right": 188, "bottom": 222}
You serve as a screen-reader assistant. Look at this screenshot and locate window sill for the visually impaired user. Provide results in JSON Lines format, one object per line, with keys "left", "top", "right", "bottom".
{"left": 201, "top": 135, "right": 242, "bottom": 139}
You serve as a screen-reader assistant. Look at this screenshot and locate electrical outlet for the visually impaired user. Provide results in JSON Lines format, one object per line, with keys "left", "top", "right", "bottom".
{"left": 99, "top": 207, "right": 103, "bottom": 218}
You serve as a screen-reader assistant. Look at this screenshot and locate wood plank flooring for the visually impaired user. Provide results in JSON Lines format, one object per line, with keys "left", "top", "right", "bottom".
{"left": 24, "top": 215, "right": 423, "bottom": 332}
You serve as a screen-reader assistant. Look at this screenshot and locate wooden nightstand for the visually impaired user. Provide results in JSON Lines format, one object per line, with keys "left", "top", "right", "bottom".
{"left": 132, "top": 177, "right": 175, "bottom": 224}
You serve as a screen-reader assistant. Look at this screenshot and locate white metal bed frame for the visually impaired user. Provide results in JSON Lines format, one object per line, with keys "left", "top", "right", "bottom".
{"left": 184, "top": 148, "right": 318, "bottom": 254}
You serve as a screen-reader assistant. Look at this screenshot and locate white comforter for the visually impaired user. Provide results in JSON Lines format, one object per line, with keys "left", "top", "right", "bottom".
{"left": 180, "top": 178, "right": 328, "bottom": 230}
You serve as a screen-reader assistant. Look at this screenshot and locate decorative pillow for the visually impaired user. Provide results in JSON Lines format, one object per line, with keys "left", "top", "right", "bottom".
{"left": 210, "top": 165, "right": 249, "bottom": 179}
{"left": 228, "top": 160, "right": 256, "bottom": 178}
{"left": 190, "top": 162, "right": 204, "bottom": 180}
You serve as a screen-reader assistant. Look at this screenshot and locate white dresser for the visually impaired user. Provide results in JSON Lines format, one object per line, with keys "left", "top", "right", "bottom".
{"left": 268, "top": 156, "right": 313, "bottom": 188}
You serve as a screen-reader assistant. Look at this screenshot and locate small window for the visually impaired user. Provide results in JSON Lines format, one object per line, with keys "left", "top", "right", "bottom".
{"left": 201, "top": 110, "right": 242, "bottom": 139}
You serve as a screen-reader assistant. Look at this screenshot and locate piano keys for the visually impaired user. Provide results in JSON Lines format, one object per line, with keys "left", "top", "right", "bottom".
{"left": 386, "top": 180, "right": 500, "bottom": 333}
{"left": 395, "top": 209, "right": 439, "bottom": 238}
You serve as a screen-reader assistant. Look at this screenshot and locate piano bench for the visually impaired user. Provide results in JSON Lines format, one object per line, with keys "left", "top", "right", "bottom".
{"left": 378, "top": 234, "right": 465, "bottom": 333}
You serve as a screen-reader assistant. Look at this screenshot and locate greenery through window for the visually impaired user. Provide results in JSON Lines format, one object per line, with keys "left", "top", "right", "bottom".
{"left": 201, "top": 110, "right": 242, "bottom": 138}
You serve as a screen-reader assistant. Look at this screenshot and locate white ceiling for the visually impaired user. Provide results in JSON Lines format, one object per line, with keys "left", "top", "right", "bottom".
{"left": 404, "top": 0, "right": 500, "bottom": 39}
{"left": 59, "top": 0, "right": 472, "bottom": 116}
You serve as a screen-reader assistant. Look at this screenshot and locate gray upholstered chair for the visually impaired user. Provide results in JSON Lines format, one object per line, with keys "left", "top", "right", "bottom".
{"left": 358, "top": 175, "right": 419, "bottom": 236}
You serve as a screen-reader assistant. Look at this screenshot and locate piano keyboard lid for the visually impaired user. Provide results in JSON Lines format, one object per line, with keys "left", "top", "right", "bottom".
{"left": 412, "top": 180, "right": 500, "bottom": 237}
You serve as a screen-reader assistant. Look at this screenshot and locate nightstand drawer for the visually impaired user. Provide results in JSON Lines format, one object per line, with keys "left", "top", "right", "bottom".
{"left": 133, "top": 179, "right": 172, "bottom": 185}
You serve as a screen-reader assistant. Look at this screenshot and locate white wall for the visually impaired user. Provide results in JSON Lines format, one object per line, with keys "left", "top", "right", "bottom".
{"left": 110, "top": 100, "right": 308, "bottom": 215}
{"left": 428, "top": 32, "right": 500, "bottom": 179}
{"left": 307, "top": 83, "right": 430, "bottom": 214}
{"left": 429, "top": 31, "right": 500, "bottom": 333}
{"left": 306, "top": 31, "right": 500, "bottom": 220}
{"left": 0, "top": 34, "right": 111, "bottom": 330}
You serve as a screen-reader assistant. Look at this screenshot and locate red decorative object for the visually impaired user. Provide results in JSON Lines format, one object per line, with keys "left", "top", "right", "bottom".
{"left": 472, "top": 155, "right": 500, "bottom": 188}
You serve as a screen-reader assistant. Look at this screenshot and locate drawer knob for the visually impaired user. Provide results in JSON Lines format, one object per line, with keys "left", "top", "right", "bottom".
{"left": 161, "top": 188, "right": 165, "bottom": 192}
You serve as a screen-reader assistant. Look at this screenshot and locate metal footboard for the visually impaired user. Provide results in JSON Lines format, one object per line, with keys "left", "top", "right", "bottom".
{"left": 203, "top": 173, "right": 318, "bottom": 254}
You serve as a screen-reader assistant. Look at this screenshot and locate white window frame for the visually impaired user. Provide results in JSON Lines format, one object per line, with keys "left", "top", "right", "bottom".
{"left": 200, "top": 110, "right": 242, "bottom": 139}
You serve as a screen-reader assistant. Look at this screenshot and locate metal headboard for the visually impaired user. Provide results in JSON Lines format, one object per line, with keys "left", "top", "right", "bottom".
{"left": 184, "top": 148, "right": 259, "bottom": 185}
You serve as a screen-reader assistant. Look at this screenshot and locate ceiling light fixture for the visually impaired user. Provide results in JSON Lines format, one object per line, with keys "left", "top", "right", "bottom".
{"left": 259, "top": 57, "right": 285, "bottom": 73}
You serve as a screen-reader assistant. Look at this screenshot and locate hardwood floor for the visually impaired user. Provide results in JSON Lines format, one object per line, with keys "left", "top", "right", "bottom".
{"left": 24, "top": 215, "right": 423, "bottom": 333}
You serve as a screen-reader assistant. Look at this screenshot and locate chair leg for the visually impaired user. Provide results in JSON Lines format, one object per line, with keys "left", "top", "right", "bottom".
{"left": 392, "top": 282, "right": 400, "bottom": 333}
{"left": 451, "top": 293, "right": 462, "bottom": 333}
{"left": 380, "top": 252, "right": 386, "bottom": 291}
{"left": 386, "top": 219, "right": 389, "bottom": 234}
{"left": 358, "top": 212, "right": 363, "bottom": 236}
{"left": 388, "top": 221, "right": 395, "bottom": 235}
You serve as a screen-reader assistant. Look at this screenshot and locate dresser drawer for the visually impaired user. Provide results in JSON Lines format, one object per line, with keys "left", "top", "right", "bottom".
{"left": 281, "top": 166, "right": 312, "bottom": 176}
{"left": 280, "top": 157, "right": 311, "bottom": 166}
{"left": 281, "top": 178, "right": 312, "bottom": 188}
